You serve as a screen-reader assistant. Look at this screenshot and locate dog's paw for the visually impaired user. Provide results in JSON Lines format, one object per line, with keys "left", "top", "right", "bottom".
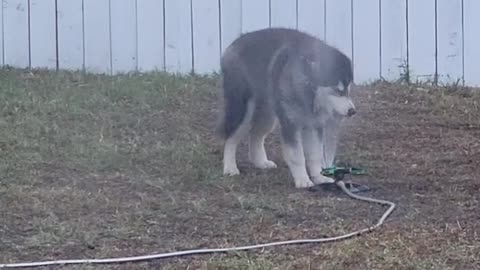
{"left": 294, "top": 177, "right": 315, "bottom": 189}
{"left": 253, "top": 160, "right": 277, "bottom": 170}
{"left": 311, "top": 175, "right": 335, "bottom": 184}
{"left": 223, "top": 166, "right": 240, "bottom": 176}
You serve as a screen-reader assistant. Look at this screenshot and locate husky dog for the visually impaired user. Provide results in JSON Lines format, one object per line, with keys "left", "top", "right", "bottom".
{"left": 216, "top": 28, "right": 356, "bottom": 188}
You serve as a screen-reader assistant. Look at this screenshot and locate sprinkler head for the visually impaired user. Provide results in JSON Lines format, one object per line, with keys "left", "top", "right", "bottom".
{"left": 321, "top": 166, "right": 366, "bottom": 181}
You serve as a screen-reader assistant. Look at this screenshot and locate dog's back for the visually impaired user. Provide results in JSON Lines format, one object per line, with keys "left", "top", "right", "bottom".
{"left": 221, "top": 28, "right": 322, "bottom": 91}
{"left": 217, "top": 28, "right": 325, "bottom": 139}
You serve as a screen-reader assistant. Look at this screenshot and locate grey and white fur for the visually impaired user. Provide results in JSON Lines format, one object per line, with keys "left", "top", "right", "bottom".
{"left": 216, "top": 28, "right": 356, "bottom": 188}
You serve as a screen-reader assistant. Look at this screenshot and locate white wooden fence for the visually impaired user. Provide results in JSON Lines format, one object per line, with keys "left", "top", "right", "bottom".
{"left": 1, "top": 0, "right": 479, "bottom": 86}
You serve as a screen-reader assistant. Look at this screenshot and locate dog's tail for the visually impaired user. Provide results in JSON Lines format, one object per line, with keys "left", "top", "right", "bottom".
{"left": 215, "top": 53, "right": 252, "bottom": 140}
{"left": 215, "top": 44, "right": 292, "bottom": 140}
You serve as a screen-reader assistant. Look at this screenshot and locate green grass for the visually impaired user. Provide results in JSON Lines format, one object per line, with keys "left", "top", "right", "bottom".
{"left": 0, "top": 69, "right": 217, "bottom": 181}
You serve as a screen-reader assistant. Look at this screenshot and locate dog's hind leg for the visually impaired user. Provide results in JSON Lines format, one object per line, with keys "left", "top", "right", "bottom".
{"left": 222, "top": 101, "right": 255, "bottom": 176}
{"left": 302, "top": 128, "right": 335, "bottom": 184}
{"left": 218, "top": 64, "right": 253, "bottom": 176}
{"left": 248, "top": 103, "right": 277, "bottom": 169}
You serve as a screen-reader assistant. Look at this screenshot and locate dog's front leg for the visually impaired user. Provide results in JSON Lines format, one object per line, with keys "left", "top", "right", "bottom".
{"left": 280, "top": 129, "right": 314, "bottom": 189}
{"left": 322, "top": 117, "right": 341, "bottom": 167}
{"left": 302, "top": 127, "right": 335, "bottom": 184}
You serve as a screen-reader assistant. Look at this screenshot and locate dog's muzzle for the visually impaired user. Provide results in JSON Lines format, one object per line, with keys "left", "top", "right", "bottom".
{"left": 347, "top": 108, "right": 356, "bottom": 117}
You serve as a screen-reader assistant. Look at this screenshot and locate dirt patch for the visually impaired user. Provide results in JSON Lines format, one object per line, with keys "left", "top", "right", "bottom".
{"left": 0, "top": 70, "right": 479, "bottom": 269}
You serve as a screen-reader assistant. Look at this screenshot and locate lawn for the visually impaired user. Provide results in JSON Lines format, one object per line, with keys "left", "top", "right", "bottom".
{"left": 0, "top": 68, "right": 479, "bottom": 269}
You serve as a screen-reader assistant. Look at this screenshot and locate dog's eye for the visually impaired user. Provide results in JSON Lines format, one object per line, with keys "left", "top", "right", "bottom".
{"left": 333, "top": 87, "right": 347, "bottom": 96}
{"left": 333, "top": 82, "right": 348, "bottom": 96}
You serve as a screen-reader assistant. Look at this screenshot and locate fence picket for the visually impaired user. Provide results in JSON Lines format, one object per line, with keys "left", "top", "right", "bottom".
{"left": 110, "top": 0, "right": 137, "bottom": 74}
{"left": 192, "top": 0, "right": 220, "bottom": 74}
{"left": 57, "top": 0, "right": 84, "bottom": 71}
{"left": 352, "top": 0, "right": 380, "bottom": 84}
{"left": 270, "top": 0, "right": 297, "bottom": 29}
{"left": 83, "top": 0, "right": 111, "bottom": 74}
{"left": 297, "top": 0, "right": 325, "bottom": 40}
{"left": 242, "top": 0, "right": 269, "bottom": 33}
{"left": 408, "top": 0, "right": 436, "bottom": 83}
{"left": 380, "top": 0, "right": 408, "bottom": 82}
{"left": 220, "top": 0, "right": 242, "bottom": 53}
{"left": 436, "top": 0, "right": 464, "bottom": 85}
{"left": 29, "top": 0, "right": 56, "bottom": 69}
{"left": 464, "top": 0, "right": 480, "bottom": 87}
{"left": 164, "top": 0, "right": 192, "bottom": 74}
{"left": 137, "top": 0, "right": 165, "bottom": 72}
{"left": 325, "top": 0, "right": 353, "bottom": 60}
{"left": 3, "top": 0, "right": 30, "bottom": 68}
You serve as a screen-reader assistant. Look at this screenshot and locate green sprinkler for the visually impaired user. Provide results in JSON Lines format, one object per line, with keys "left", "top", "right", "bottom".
{"left": 309, "top": 166, "right": 370, "bottom": 193}
{"left": 321, "top": 166, "right": 366, "bottom": 181}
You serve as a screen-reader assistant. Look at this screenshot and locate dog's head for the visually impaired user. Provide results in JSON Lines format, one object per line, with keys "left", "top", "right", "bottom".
{"left": 298, "top": 44, "right": 356, "bottom": 119}
{"left": 314, "top": 81, "right": 356, "bottom": 118}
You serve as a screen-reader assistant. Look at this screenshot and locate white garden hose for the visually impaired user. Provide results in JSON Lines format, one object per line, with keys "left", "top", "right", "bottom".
{"left": 0, "top": 180, "right": 396, "bottom": 269}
